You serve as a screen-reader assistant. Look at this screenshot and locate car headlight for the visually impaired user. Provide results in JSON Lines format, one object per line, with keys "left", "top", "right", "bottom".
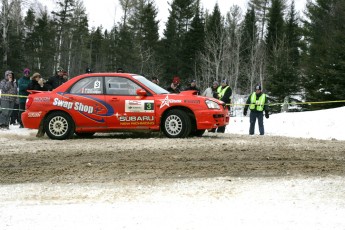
{"left": 205, "top": 100, "right": 220, "bottom": 109}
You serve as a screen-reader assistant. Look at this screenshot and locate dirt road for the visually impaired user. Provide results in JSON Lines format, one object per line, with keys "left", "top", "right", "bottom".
{"left": 1, "top": 132, "right": 344, "bottom": 185}
{"left": 1, "top": 132, "right": 345, "bottom": 229}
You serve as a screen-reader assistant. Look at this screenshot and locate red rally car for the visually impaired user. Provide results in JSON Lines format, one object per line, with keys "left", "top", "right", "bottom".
{"left": 22, "top": 73, "right": 229, "bottom": 140}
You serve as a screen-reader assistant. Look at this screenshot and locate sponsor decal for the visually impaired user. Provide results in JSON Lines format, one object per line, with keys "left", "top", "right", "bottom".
{"left": 184, "top": 100, "right": 200, "bottom": 104}
{"left": 125, "top": 100, "right": 154, "bottom": 113}
{"left": 33, "top": 97, "right": 50, "bottom": 103}
{"left": 159, "top": 96, "right": 182, "bottom": 109}
{"left": 56, "top": 93, "right": 115, "bottom": 123}
{"left": 119, "top": 115, "right": 155, "bottom": 126}
{"left": 28, "top": 111, "right": 42, "bottom": 118}
{"left": 53, "top": 98, "right": 94, "bottom": 114}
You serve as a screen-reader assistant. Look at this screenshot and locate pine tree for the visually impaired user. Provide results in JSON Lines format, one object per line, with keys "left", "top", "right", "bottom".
{"left": 266, "top": 0, "right": 302, "bottom": 111}
{"left": 31, "top": 10, "right": 57, "bottom": 77}
{"left": 51, "top": 0, "right": 76, "bottom": 70}
{"left": 265, "top": 0, "right": 285, "bottom": 56}
{"left": 161, "top": 0, "right": 196, "bottom": 85}
{"left": 182, "top": 0, "right": 204, "bottom": 81}
{"left": 128, "top": 0, "right": 160, "bottom": 75}
{"left": 248, "top": 0, "right": 269, "bottom": 40}
{"left": 239, "top": 6, "right": 260, "bottom": 93}
{"left": 303, "top": 0, "right": 345, "bottom": 109}
{"left": 23, "top": 8, "right": 36, "bottom": 69}
{"left": 200, "top": 3, "right": 225, "bottom": 82}
{"left": 68, "top": 0, "right": 89, "bottom": 76}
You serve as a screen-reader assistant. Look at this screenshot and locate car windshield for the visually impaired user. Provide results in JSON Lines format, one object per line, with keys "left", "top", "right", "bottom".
{"left": 133, "top": 75, "right": 169, "bottom": 94}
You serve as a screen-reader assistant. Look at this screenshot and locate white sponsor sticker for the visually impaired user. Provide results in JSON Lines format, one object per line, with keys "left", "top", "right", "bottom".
{"left": 125, "top": 100, "right": 154, "bottom": 113}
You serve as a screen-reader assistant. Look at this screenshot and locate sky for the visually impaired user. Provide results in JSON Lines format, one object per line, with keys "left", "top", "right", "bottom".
{"left": 45, "top": 0, "right": 307, "bottom": 33}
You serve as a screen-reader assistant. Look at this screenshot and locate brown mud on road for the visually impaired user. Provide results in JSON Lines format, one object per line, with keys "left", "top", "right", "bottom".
{"left": 1, "top": 133, "right": 344, "bottom": 184}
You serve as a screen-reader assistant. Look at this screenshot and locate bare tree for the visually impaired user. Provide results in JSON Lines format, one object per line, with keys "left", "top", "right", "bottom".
{"left": 200, "top": 21, "right": 227, "bottom": 85}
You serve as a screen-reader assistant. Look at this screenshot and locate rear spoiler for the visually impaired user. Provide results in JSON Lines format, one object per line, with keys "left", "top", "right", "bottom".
{"left": 27, "top": 90, "right": 49, "bottom": 94}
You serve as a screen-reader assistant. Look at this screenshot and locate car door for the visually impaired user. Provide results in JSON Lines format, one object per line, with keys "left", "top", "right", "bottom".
{"left": 67, "top": 76, "right": 110, "bottom": 129}
{"left": 104, "top": 76, "right": 156, "bottom": 129}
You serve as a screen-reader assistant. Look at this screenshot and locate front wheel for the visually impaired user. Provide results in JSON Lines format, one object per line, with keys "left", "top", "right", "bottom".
{"left": 162, "top": 110, "right": 191, "bottom": 138}
{"left": 44, "top": 112, "right": 75, "bottom": 140}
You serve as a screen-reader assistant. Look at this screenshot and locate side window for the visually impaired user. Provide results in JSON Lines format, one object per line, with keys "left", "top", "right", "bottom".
{"left": 70, "top": 77, "right": 103, "bottom": 94}
{"left": 105, "top": 77, "right": 142, "bottom": 95}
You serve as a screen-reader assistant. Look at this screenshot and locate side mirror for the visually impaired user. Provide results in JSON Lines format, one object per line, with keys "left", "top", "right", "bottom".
{"left": 136, "top": 88, "right": 147, "bottom": 96}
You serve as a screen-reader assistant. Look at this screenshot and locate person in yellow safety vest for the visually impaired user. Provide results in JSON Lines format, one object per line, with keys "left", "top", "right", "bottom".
{"left": 243, "top": 84, "right": 269, "bottom": 135}
{"left": 216, "top": 79, "right": 232, "bottom": 133}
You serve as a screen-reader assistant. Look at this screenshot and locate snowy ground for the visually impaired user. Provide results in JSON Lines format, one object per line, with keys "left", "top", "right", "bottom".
{"left": 1, "top": 107, "right": 345, "bottom": 230}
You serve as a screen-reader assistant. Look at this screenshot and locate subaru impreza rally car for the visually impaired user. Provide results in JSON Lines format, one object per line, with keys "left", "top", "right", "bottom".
{"left": 22, "top": 73, "right": 229, "bottom": 140}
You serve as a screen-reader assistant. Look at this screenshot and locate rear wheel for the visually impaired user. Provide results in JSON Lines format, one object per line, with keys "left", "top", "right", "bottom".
{"left": 44, "top": 112, "right": 75, "bottom": 140}
{"left": 162, "top": 110, "right": 191, "bottom": 138}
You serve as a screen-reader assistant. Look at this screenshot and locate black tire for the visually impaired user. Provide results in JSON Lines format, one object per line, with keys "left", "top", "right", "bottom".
{"left": 75, "top": 132, "right": 95, "bottom": 138}
{"left": 44, "top": 111, "right": 75, "bottom": 140}
{"left": 162, "top": 110, "right": 191, "bottom": 138}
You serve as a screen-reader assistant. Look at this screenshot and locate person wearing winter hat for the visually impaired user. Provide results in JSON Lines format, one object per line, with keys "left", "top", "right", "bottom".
{"left": 28, "top": 72, "right": 49, "bottom": 91}
{"left": 243, "top": 84, "right": 269, "bottom": 135}
{"left": 17, "top": 68, "right": 31, "bottom": 128}
{"left": 46, "top": 66, "right": 68, "bottom": 90}
{"left": 167, "top": 76, "right": 181, "bottom": 93}
{"left": 184, "top": 79, "right": 201, "bottom": 95}
{"left": 0, "top": 70, "right": 18, "bottom": 129}
{"left": 202, "top": 81, "right": 219, "bottom": 98}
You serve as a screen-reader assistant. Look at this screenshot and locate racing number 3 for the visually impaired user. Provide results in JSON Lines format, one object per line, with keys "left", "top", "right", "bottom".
{"left": 145, "top": 102, "right": 153, "bottom": 111}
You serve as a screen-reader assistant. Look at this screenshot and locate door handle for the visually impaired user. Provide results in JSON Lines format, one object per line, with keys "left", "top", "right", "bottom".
{"left": 111, "top": 97, "right": 119, "bottom": 101}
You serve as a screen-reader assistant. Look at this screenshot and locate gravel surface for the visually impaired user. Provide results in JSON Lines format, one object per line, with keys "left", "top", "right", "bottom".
{"left": 1, "top": 132, "right": 345, "bottom": 229}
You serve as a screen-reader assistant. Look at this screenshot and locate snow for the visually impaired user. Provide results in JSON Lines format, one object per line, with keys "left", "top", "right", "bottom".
{"left": 227, "top": 106, "right": 345, "bottom": 140}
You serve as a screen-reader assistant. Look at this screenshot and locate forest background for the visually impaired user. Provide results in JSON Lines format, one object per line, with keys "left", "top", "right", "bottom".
{"left": 1, "top": 0, "right": 344, "bottom": 112}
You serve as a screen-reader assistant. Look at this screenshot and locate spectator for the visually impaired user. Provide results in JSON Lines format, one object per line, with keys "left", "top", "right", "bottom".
{"left": 46, "top": 66, "right": 68, "bottom": 90}
{"left": 184, "top": 79, "right": 201, "bottom": 95}
{"left": 85, "top": 67, "right": 92, "bottom": 73}
{"left": 28, "top": 73, "right": 49, "bottom": 91}
{"left": 243, "top": 84, "right": 269, "bottom": 135}
{"left": 151, "top": 76, "right": 159, "bottom": 85}
{"left": 17, "top": 68, "right": 31, "bottom": 128}
{"left": 167, "top": 76, "right": 181, "bottom": 93}
{"left": 63, "top": 71, "right": 69, "bottom": 80}
{"left": 0, "top": 71, "right": 18, "bottom": 129}
{"left": 216, "top": 79, "right": 232, "bottom": 133}
{"left": 202, "top": 81, "right": 219, "bottom": 98}
{"left": 116, "top": 67, "right": 124, "bottom": 73}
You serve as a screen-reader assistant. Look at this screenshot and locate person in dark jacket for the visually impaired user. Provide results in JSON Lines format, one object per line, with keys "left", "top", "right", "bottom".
{"left": 243, "top": 84, "right": 269, "bottom": 135}
{"left": 167, "top": 76, "right": 181, "bottom": 93}
{"left": 216, "top": 79, "right": 232, "bottom": 133}
{"left": 46, "top": 66, "right": 68, "bottom": 90}
{"left": 184, "top": 79, "right": 201, "bottom": 95}
{"left": 28, "top": 73, "right": 49, "bottom": 91}
{"left": 0, "top": 70, "right": 18, "bottom": 129}
{"left": 17, "top": 68, "right": 31, "bottom": 128}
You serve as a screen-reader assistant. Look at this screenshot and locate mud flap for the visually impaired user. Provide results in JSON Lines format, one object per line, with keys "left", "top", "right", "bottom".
{"left": 36, "top": 120, "right": 45, "bottom": 137}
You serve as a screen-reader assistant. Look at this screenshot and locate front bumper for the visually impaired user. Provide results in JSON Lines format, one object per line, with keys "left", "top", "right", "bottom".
{"left": 194, "top": 109, "right": 229, "bottom": 130}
